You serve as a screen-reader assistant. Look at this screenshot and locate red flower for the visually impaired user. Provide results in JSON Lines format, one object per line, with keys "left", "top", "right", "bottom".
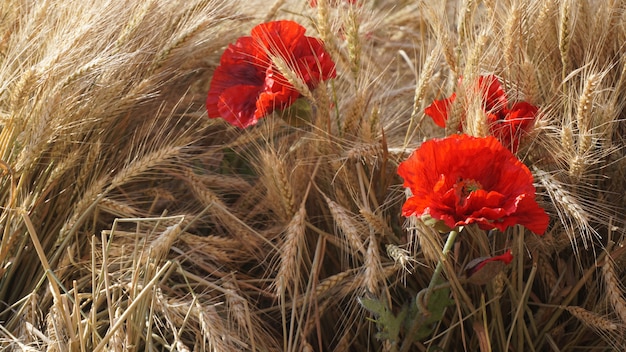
{"left": 397, "top": 134, "right": 549, "bottom": 234}
{"left": 206, "top": 20, "right": 336, "bottom": 128}
{"left": 488, "top": 101, "right": 539, "bottom": 152}
{"left": 423, "top": 75, "right": 538, "bottom": 151}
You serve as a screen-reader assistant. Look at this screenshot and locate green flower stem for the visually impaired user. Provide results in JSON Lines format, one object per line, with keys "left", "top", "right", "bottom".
{"left": 400, "top": 229, "right": 460, "bottom": 352}
{"left": 427, "top": 228, "right": 460, "bottom": 292}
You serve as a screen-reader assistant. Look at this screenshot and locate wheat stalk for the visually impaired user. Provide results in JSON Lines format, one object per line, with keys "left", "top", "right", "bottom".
{"left": 59, "top": 57, "right": 106, "bottom": 89}
{"left": 10, "top": 67, "right": 38, "bottom": 112}
{"left": 313, "top": 270, "right": 353, "bottom": 299}
{"left": 346, "top": 142, "right": 382, "bottom": 165}
{"left": 334, "top": 329, "right": 352, "bottom": 352}
{"left": 44, "top": 305, "right": 65, "bottom": 352}
{"left": 314, "top": 0, "right": 349, "bottom": 73}
{"left": 313, "top": 79, "right": 332, "bottom": 131}
{"left": 109, "top": 146, "right": 183, "bottom": 191}
{"left": 181, "top": 166, "right": 263, "bottom": 253}
{"left": 98, "top": 198, "right": 142, "bottom": 218}
{"left": 520, "top": 61, "right": 538, "bottom": 104}
{"left": 538, "top": 256, "right": 560, "bottom": 299}
{"left": 148, "top": 1, "right": 226, "bottom": 72}
{"left": 76, "top": 140, "right": 102, "bottom": 193}
{"left": 385, "top": 243, "right": 418, "bottom": 275}
{"left": 360, "top": 208, "right": 393, "bottom": 238}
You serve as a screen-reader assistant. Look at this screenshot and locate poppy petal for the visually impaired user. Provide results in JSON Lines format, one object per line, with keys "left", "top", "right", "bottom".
{"left": 424, "top": 94, "right": 456, "bottom": 128}
{"left": 478, "top": 75, "right": 508, "bottom": 112}
{"left": 216, "top": 85, "right": 263, "bottom": 128}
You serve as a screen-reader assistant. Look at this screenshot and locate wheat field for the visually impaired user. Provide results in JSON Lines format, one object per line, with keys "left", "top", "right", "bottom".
{"left": 0, "top": 0, "right": 625, "bottom": 351}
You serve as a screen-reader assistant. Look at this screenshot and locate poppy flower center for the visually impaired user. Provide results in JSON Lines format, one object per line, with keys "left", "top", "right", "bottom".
{"left": 454, "top": 178, "right": 483, "bottom": 199}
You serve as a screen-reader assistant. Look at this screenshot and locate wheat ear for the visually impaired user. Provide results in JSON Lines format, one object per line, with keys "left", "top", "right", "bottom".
{"left": 385, "top": 243, "right": 419, "bottom": 274}
{"left": 345, "top": 7, "right": 361, "bottom": 81}
{"left": 363, "top": 230, "right": 383, "bottom": 294}
{"left": 403, "top": 48, "right": 438, "bottom": 147}
{"left": 602, "top": 258, "right": 626, "bottom": 324}
{"left": 142, "top": 221, "right": 183, "bottom": 266}
{"left": 343, "top": 91, "right": 366, "bottom": 136}
{"left": 275, "top": 204, "right": 307, "bottom": 297}
{"left": 569, "top": 73, "right": 600, "bottom": 180}
{"left": 260, "top": 150, "right": 296, "bottom": 221}
{"left": 151, "top": 17, "right": 209, "bottom": 72}
{"left": 457, "top": 0, "right": 476, "bottom": 44}
{"left": 504, "top": 5, "right": 522, "bottom": 76}
{"left": 533, "top": 167, "right": 596, "bottom": 250}
{"left": 563, "top": 306, "right": 618, "bottom": 332}
{"left": 115, "top": 0, "right": 156, "bottom": 48}
{"left": 314, "top": 0, "right": 349, "bottom": 72}
{"left": 559, "top": 0, "right": 571, "bottom": 83}
{"left": 324, "top": 195, "right": 366, "bottom": 256}
{"left": 197, "top": 302, "right": 231, "bottom": 351}
{"left": 223, "top": 279, "right": 256, "bottom": 351}
{"left": 270, "top": 53, "right": 314, "bottom": 101}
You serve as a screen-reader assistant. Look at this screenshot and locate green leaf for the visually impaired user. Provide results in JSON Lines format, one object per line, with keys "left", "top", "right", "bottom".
{"left": 420, "top": 214, "right": 454, "bottom": 233}
{"left": 358, "top": 296, "right": 407, "bottom": 344}
{"left": 405, "top": 286, "right": 455, "bottom": 341}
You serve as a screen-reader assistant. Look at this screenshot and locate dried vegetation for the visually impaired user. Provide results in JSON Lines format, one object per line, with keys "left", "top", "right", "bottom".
{"left": 1, "top": 0, "right": 625, "bottom": 351}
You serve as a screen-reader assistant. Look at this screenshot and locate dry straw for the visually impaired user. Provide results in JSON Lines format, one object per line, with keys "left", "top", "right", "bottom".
{"left": 2, "top": 0, "right": 626, "bottom": 350}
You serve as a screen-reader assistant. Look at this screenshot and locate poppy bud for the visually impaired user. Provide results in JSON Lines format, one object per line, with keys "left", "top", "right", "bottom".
{"left": 464, "top": 250, "right": 513, "bottom": 285}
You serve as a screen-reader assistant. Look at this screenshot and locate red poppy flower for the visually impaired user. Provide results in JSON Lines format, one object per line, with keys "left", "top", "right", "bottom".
{"left": 488, "top": 101, "right": 539, "bottom": 152}
{"left": 423, "top": 75, "right": 538, "bottom": 151}
{"left": 206, "top": 20, "right": 336, "bottom": 128}
{"left": 397, "top": 134, "right": 549, "bottom": 234}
